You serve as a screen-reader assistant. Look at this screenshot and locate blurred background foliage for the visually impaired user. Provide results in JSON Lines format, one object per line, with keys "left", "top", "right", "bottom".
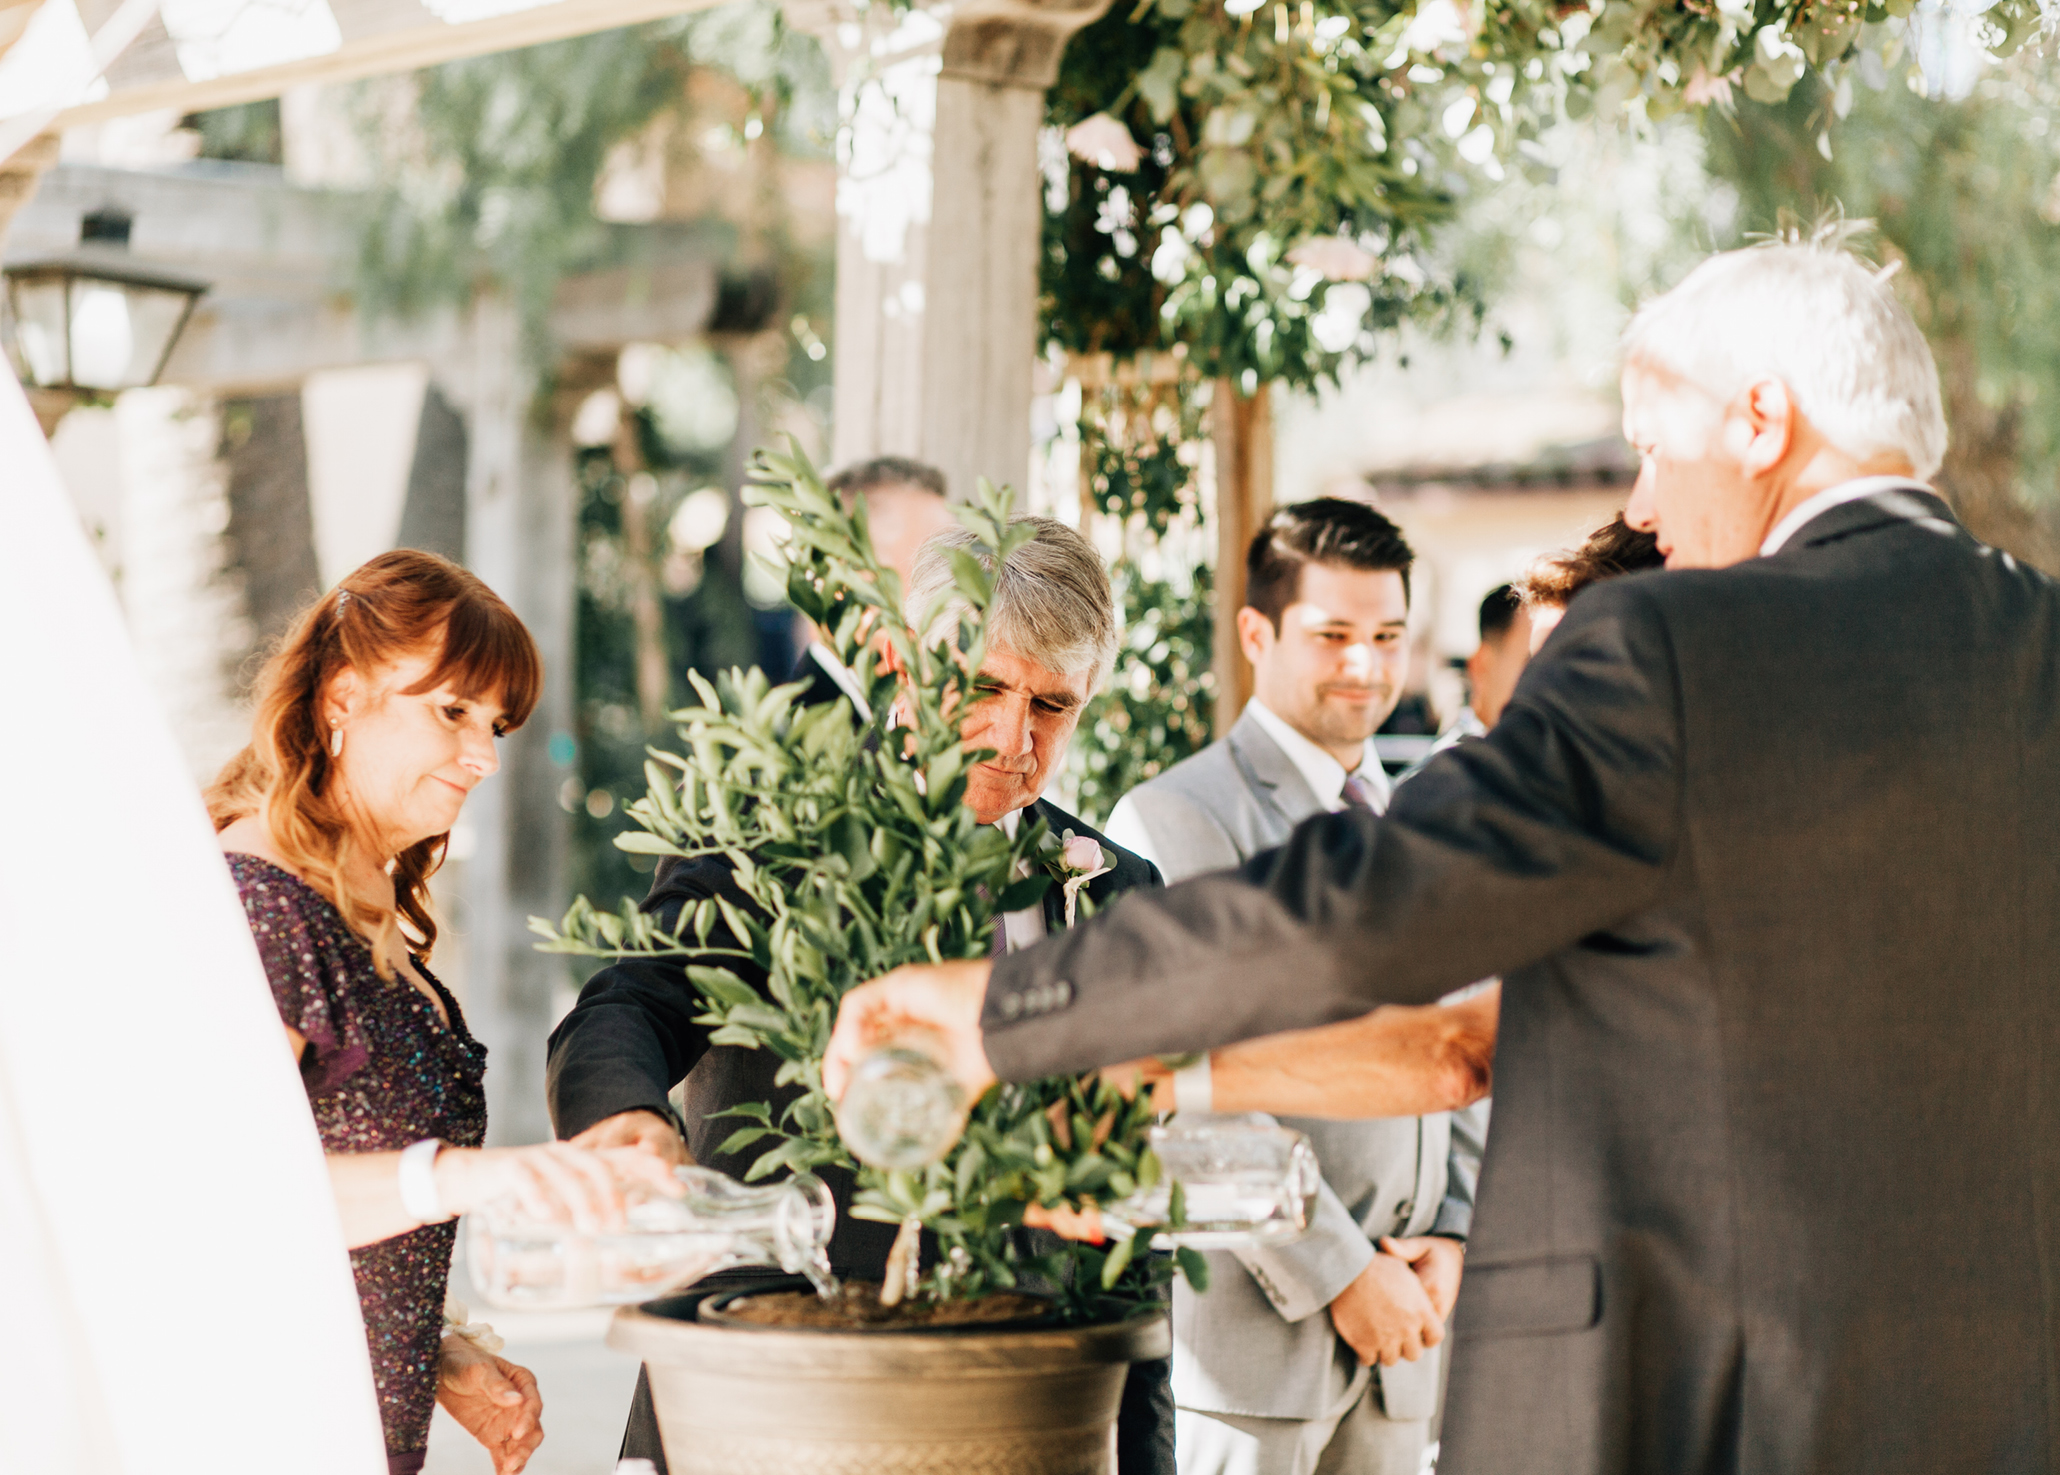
{"left": 1703, "top": 48, "right": 2060, "bottom": 565}
{"left": 334, "top": 0, "right": 2060, "bottom": 882}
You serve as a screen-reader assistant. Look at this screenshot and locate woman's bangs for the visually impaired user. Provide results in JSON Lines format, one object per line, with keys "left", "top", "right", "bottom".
{"left": 415, "top": 594, "right": 543, "bottom": 729}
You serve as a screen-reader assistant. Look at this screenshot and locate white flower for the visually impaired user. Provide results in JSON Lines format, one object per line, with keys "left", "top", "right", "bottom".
{"left": 1064, "top": 114, "right": 1144, "bottom": 174}
{"left": 1398, "top": 0, "right": 1473, "bottom": 54}
{"left": 1311, "top": 283, "right": 1373, "bottom": 354}
{"left": 1048, "top": 829, "right": 1116, "bottom": 927}
{"left": 1683, "top": 68, "right": 1736, "bottom": 108}
{"left": 1286, "top": 236, "right": 1381, "bottom": 281}
{"left": 1063, "top": 834, "right": 1105, "bottom": 873}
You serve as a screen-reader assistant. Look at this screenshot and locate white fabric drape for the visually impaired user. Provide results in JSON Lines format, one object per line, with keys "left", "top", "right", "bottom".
{"left": 0, "top": 366, "right": 386, "bottom": 1474}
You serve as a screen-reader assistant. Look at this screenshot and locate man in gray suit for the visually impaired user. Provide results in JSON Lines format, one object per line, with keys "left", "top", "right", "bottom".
{"left": 826, "top": 237, "right": 2060, "bottom": 1475}
{"left": 1104, "top": 499, "right": 1478, "bottom": 1475}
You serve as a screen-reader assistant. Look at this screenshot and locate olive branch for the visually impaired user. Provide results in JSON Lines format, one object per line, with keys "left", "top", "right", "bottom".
{"left": 531, "top": 442, "right": 1203, "bottom": 1315}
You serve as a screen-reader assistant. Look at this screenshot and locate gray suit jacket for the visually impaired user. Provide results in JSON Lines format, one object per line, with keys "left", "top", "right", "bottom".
{"left": 1111, "top": 710, "right": 1482, "bottom": 1422}
{"left": 979, "top": 489, "right": 2060, "bottom": 1475}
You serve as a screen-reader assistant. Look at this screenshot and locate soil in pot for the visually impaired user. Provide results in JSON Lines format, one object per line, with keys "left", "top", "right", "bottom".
{"left": 707, "top": 1281, "right": 1054, "bottom": 1331}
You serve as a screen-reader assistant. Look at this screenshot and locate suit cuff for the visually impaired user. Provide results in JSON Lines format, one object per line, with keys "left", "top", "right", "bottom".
{"left": 1429, "top": 1202, "right": 1472, "bottom": 1240}
{"left": 1230, "top": 1178, "right": 1375, "bottom": 1323}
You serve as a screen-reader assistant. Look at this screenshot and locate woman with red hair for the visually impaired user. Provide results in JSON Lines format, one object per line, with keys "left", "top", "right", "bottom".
{"left": 209, "top": 549, "right": 669, "bottom": 1475}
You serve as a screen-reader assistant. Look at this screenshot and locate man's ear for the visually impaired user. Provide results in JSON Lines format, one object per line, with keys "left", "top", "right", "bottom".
{"left": 1235, "top": 606, "right": 1275, "bottom": 669}
{"left": 1738, "top": 378, "right": 1797, "bottom": 478}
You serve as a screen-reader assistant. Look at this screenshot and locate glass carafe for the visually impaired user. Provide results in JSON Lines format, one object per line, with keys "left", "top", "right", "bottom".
{"left": 834, "top": 1029, "right": 970, "bottom": 1171}
{"left": 466, "top": 1166, "right": 836, "bottom": 1310}
{"left": 1101, "top": 1113, "right": 1321, "bottom": 1249}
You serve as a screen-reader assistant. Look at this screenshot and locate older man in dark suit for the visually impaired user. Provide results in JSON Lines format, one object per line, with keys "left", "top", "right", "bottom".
{"left": 826, "top": 235, "right": 2060, "bottom": 1475}
{"left": 549, "top": 516, "right": 1172, "bottom": 1474}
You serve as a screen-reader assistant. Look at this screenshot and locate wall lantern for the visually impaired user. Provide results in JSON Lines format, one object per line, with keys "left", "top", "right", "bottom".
{"left": 2, "top": 209, "right": 207, "bottom": 424}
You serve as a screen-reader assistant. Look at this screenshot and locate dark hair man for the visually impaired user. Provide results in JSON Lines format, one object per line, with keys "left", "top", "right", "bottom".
{"left": 1104, "top": 498, "right": 1472, "bottom": 1475}
{"left": 1464, "top": 584, "right": 1530, "bottom": 731}
{"left": 791, "top": 456, "right": 959, "bottom": 713}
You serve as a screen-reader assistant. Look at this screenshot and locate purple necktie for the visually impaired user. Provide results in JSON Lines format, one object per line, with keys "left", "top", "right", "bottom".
{"left": 1340, "top": 774, "right": 1381, "bottom": 812}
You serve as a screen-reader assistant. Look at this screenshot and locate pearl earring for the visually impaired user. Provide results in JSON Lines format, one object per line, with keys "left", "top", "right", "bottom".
{"left": 329, "top": 722, "right": 344, "bottom": 758}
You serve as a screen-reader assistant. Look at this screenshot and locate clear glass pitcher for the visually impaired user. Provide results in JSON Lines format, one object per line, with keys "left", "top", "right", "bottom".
{"left": 834, "top": 1029, "right": 970, "bottom": 1171}
{"left": 466, "top": 1166, "right": 836, "bottom": 1309}
{"left": 1100, "top": 1113, "right": 1322, "bottom": 1249}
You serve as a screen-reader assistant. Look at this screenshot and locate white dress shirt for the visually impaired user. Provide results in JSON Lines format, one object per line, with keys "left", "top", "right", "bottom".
{"left": 995, "top": 807, "right": 1046, "bottom": 952}
{"left": 806, "top": 642, "right": 871, "bottom": 718}
{"left": 1760, "top": 476, "right": 1926, "bottom": 556}
{"left": 1240, "top": 698, "right": 1391, "bottom": 814}
{"left": 1104, "top": 699, "right": 1388, "bottom": 874}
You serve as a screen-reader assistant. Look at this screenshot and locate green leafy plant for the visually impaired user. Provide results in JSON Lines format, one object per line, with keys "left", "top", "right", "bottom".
{"left": 1041, "top": 0, "right": 2056, "bottom": 395}
{"left": 1062, "top": 368, "right": 1216, "bottom": 822}
{"left": 532, "top": 446, "right": 1199, "bottom": 1315}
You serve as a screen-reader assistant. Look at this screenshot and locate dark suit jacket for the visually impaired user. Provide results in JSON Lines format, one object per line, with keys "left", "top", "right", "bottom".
{"left": 981, "top": 489, "right": 2060, "bottom": 1475}
{"left": 546, "top": 795, "right": 1170, "bottom": 1472}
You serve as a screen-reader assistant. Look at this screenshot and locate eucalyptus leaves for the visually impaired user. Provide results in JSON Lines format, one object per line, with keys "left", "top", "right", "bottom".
{"left": 532, "top": 448, "right": 1199, "bottom": 1318}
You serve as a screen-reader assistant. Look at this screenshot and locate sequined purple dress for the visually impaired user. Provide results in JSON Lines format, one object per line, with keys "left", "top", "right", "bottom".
{"left": 229, "top": 855, "right": 488, "bottom": 1475}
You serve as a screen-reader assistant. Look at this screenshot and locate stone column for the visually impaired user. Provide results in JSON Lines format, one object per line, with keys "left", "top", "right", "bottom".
{"left": 448, "top": 296, "right": 580, "bottom": 1146}
{"left": 800, "top": 0, "right": 1113, "bottom": 500}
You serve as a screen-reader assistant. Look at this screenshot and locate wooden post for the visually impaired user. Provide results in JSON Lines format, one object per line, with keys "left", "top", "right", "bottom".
{"left": 1211, "top": 379, "right": 1273, "bottom": 736}
{"left": 452, "top": 295, "right": 579, "bottom": 1146}
{"left": 799, "top": 0, "right": 1114, "bottom": 499}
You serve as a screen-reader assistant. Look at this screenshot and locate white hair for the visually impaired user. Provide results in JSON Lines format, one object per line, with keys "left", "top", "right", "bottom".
{"left": 906, "top": 517, "right": 1118, "bottom": 687}
{"left": 1622, "top": 233, "right": 1948, "bottom": 481}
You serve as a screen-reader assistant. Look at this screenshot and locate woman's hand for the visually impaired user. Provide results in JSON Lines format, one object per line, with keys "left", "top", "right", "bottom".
{"left": 327, "top": 1140, "right": 685, "bottom": 1250}
{"left": 437, "top": 1141, "right": 684, "bottom": 1233}
{"left": 437, "top": 1337, "right": 543, "bottom": 1475}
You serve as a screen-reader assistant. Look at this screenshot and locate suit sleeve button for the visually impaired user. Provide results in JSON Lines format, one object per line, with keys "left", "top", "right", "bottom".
{"left": 1052, "top": 980, "right": 1073, "bottom": 1007}
{"left": 1000, "top": 993, "right": 1023, "bottom": 1020}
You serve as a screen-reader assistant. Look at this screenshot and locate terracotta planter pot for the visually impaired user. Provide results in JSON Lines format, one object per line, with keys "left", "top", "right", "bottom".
{"left": 609, "top": 1296, "right": 1170, "bottom": 1475}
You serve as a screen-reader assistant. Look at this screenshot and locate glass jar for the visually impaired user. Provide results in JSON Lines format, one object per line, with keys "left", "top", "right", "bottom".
{"left": 1101, "top": 1113, "right": 1322, "bottom": 1249}
{"left": 467, "top": 1166, "right": 836, "bottom": 1309}
{"left": 833, "top": 1029, "right": 970, "bottom": 1171}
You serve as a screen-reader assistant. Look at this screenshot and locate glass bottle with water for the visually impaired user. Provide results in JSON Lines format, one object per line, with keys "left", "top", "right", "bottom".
{"left": 834, "top": 1029, "right": 970, "bottom": 1171}
{"left": 1099, "top": 1113, "right": 1322, "bottom": 1248}
{"left": 467, "top": 1165, "right": 836, "bottom": 1310}
{"left": 831, "top": 1033, "right": 1323, "bottom": 1250}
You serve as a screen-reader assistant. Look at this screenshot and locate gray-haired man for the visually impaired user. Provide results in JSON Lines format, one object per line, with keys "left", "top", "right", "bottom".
{"left": 1106, "top": 499, "right": 1481, "bottom": 1475}
{"left": 548, "top": 516, "right": 1174, "bottom": 1473}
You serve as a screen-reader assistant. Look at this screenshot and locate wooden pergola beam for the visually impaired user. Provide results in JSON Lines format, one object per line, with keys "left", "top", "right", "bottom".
{"left": 34, "top": 0, "right": 729, "bottom": 130}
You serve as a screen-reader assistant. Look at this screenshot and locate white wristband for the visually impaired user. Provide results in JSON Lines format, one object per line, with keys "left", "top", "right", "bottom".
{"left": 398, "top": 1137, "right": 446, "bottom": 1223}
{"left": 1172, "top": 1055, "right": 1213, "bottom": 1116}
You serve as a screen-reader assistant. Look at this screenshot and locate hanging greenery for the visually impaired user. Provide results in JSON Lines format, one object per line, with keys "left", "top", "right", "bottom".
{"left": 1702, "top": 49, "right": 2060, "bottom": 570}
{"left": 1041, "top": 0, "right": 2055, "bottom": 395}
{"left": 1061, "top": 365, "right": 1217, "bottom": 823}
{"left": 349, "top": 4, "right": 831, "bottom": 354}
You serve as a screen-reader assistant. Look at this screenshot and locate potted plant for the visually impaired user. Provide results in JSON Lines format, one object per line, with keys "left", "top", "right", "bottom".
{"left": 532, "top": 448, "right": 1204, "bottom": 1473}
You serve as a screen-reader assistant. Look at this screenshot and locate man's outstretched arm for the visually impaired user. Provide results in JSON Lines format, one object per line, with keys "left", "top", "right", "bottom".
{"left": 824, "top": 581, "right": 1681, "bottom": 1100}
{"left": 1112, "top": 986, "right": 1499, "bottom": 1120}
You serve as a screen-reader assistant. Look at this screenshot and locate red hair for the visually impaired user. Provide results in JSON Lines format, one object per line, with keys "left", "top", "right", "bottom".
{"left": 207, "top": 549, "right": 542, "bottom": 972}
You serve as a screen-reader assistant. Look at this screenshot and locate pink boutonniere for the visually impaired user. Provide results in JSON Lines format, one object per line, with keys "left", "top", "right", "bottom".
{"left": 1044, "top": 829, "right": 1115, "bottom": 929}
